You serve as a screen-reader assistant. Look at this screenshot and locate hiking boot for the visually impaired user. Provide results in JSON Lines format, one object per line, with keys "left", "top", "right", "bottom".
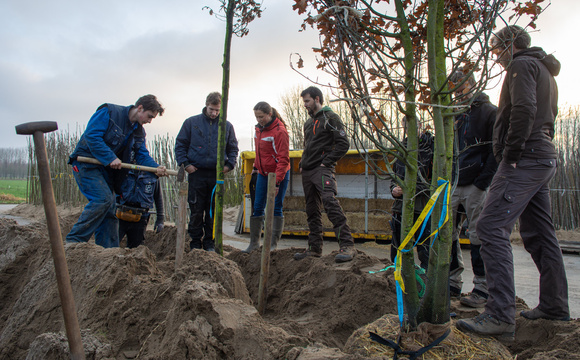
{"left": 456, "top": 313, "right": 515, "bottom": 342}
{"left": 335, "top": 246, "right": 356, "bottom": 263}
{"left": 460, "top": 292, "right": 487, "bottom": 308}
{"left": 521, "top": 307, "right": 570, "bottom": 321}
{"left": 294, "top": 249, "right": 322, "bottom": 260}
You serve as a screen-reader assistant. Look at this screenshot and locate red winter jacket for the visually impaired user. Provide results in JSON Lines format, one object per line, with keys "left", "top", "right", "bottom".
{"left": 253, "top": 117, "right": 290, "bottom": 186}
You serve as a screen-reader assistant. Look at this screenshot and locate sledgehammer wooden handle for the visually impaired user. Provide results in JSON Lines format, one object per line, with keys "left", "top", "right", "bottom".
{"left": 16, "top": 121, "right": 86, "bottom": 360}
{"left": 76, "top": 156, "right": 178, "bottom": 176}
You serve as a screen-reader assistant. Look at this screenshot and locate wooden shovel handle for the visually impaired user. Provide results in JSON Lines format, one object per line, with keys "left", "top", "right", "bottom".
{"left": 76, "top": 156, "right": 178, "bottom": 176}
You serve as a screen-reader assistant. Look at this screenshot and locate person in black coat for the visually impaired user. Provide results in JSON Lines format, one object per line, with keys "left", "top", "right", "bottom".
{"left": 448, "top": 69, "right": 498, "bottom": 308}
{"left": 389, "top": 117, "right": 434, "bottom": 270}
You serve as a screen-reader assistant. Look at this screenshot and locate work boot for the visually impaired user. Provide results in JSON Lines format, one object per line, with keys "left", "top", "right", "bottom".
{"left": 270, "top": 216, "right": 284, "bottom": 251}
{"left": 521, "top": 307, "right": 570, "bottom": 321}
{"left": 460, "top": 291, "right": 488, "bottom": 308}
{"left": 335, "top": 246, "right": 356, "bottom": 263}
{"left": 456, "top": 313, "right": 515, "bottom": 342}
{"left": 450, "top": 286, "right": 461, "bottom": 299}
{"left": 242, "top": 216, "right": 263, "bottom": 253}
{"left": 190, "top": 239, "right": 202, "bottom": 250}
{"left": 294, "top": 248, "right": 322, "bottom": 260}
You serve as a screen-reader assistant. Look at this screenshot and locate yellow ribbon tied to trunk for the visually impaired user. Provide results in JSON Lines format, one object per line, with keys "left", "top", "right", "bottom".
{"left": 393, "top": 178, "right": 451, "bottom": 293}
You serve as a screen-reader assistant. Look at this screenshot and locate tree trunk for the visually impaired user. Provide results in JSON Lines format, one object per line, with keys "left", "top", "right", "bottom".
{"left": 394, "top": 0, "right": 420, "bottom": 329}
{"left": 214, "top": 0, "right": 235, "bottom": 256}
{"left": 418, "top": 0, "right": 453, "bottom": 324}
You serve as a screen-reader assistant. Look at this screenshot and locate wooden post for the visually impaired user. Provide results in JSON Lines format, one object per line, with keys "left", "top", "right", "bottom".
{"left": 257, "top": 173, "right": 276, "bottom": 315}
{"left": 175, "top": 168, "right": 188, "bottom": 270}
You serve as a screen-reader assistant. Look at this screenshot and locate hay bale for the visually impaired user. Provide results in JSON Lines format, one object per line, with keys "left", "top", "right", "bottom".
{"left": 282, "top": 196, "right": 395, "bottom": 235}
{"left": 282, "top": 210, "right": 392, "bottom": 235}
{"left": 283, "top": 196, "right": 395, "bottom": 213}
{"left": 345, "top": 314, "right": 512, "bottom": 359}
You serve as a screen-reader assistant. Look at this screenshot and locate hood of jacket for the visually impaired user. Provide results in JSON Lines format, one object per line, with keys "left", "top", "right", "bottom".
{"left": 315, "top": 106, "right": 333, "bottom": 116}
{"left": 513, "top": 46, "right": 561, "bottom": 76}
{"left": 472, "top": 92, "right": 491, "bottom": 108}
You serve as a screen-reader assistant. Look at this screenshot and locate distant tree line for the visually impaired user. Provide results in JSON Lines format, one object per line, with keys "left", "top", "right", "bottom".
{"left": 0, "top": 147, "right": 28, "bottom": 179}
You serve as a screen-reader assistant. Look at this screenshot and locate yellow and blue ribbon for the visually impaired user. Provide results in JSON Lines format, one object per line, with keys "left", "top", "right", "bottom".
{"left": 211, "top": 180, "right": 225, "bottom": 238}
{"left": 392, "top": 178, "right": 450, "bottom": 325}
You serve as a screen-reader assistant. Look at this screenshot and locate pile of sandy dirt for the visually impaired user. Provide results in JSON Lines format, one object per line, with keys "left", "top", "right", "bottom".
{"left": 227, "top": 248, "right": 398, "bottom": 348}
{"left": 1, "top": 204, "right": 579, "bottom": 359}
{"left": 0, "top": 219, "right": 303, "bottom": 359}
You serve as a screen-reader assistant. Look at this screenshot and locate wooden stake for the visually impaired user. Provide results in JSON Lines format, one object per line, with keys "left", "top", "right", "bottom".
{"left": 257, "top": 173, "right": 276, "bottom": 315}
{"left": 175, "top": 167, "right": 188, "bottom": 270}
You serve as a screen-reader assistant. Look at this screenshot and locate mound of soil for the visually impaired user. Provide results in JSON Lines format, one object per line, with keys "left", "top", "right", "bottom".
{"left": 1, "top": 204, "right": 578, "bottom": 359}
{"left": 227, "top": 248, "right": 397, "bottom": 348}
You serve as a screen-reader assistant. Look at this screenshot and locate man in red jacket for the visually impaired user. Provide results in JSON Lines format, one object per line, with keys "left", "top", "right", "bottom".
{"left": 456, "top": 25, "right": 569, "bottom": 341}
{"left": 294, "top": 86, "right": 356, "bottom": 263}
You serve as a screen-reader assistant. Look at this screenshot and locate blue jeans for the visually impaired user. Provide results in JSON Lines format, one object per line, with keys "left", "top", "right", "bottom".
{"left": 253, "top": 170, "right": 290, "bottom": 217}
{"left": 66, "top": 161, "right": 119, "bottom": 248}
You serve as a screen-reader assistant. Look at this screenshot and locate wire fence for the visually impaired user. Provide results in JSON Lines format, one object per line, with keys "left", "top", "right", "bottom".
{"left": 550, "top": 106, "right": 580, "bottom": 230}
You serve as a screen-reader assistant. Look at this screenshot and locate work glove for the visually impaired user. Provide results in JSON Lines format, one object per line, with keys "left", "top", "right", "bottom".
{"left": 154, "top": 215, "right": 165, "bottom": 233}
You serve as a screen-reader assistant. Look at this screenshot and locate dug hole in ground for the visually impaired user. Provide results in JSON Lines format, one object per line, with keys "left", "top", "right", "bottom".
{"left": 0, "top": 204, "right": 578, "bottom": 359}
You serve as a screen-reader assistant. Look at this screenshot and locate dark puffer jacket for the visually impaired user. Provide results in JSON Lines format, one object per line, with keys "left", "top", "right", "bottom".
{"left": 493, "top": 47, "right": 560, "bottom": 164}
{"left": 455, "top": 93, "right": 498, "bottom": 190}
{"left": 175, "top": 108, "right": 239, "bottom": 170}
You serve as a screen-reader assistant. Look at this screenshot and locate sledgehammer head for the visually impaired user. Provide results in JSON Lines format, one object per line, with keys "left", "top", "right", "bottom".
{"left": 15, "top": 121, "right": 58, "bottom": 135}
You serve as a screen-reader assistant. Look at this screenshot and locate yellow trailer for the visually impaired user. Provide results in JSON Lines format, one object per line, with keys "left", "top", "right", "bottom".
{"left": 237, "top": 149, "right": 471, "bottom": 245}
{"left": 238, "top": 149, "right": 395, "bottom": 241}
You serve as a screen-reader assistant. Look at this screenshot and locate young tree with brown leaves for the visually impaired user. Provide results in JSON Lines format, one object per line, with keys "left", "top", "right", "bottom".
{"left": 292, "top": 0, "right": 548, "bottom": 329}
{"left": 206, "top": 0, "right": 262, "bottom": 255}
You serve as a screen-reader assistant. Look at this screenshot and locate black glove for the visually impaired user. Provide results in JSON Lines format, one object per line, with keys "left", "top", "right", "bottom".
{"left": 154, "top": 215, "right": 165, "bottom": 233}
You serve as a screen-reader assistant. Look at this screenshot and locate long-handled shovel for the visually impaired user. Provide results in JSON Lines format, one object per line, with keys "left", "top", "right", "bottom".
{"left": 76, "top": 156, "right": 179, "bottom": 176}
{"left": 15, "top": 121, "right": 86, "bottom": 360}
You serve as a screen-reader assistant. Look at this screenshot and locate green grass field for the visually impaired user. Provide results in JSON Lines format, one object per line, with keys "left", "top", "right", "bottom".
{"left": 0, "top": 179, "right": 27, "bottom": 203}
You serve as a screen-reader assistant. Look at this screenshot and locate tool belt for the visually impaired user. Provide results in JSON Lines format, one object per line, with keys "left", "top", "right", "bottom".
{"left": 116, "top": 204, "right": 147, "bottom": 222}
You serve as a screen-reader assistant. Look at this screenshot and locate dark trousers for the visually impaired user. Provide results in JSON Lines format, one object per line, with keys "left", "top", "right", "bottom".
{"left": 302, "top": 166, "right": 354, "bottom": 251}
{"left": 449, "top": 184, "right": 488, "bottom": 295}
{"left": 187, "top": 168, "right": 216, "bottom": 250}
{"left": 119, "top": 215, "right": 150, "bottom": 248}
{"left": 389, "top": 212, "right": 430, "bottom": 270}
{"left": 477, "top": 159, "right": 569, "bottom": 324}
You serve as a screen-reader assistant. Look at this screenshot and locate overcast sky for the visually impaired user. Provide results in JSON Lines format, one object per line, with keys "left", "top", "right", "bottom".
{"left": 2, "top": 0, "right": 578, "bottom": 154}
